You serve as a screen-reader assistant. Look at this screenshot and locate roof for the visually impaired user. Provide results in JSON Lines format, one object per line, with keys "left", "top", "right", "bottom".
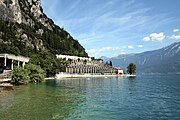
{"left": 0, "top": 54, "right": 29, "bottom": 62}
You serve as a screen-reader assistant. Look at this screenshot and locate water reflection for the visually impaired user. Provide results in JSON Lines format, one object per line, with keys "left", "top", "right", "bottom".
{"left": 127, "top": 76, "right": 137, "bottom": 95}
{"left": 0, "top": 80, "right": 87, "bottom": 120}
{"left": 127, "top": 76, "right": 136, "bottom": 80}
{"left": 1, "top": 75, "right": 180, "bottom": 120}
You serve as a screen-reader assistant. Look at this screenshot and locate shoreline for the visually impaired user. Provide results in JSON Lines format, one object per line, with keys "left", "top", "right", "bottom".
{"left": 0, "top": 74, "right": 135, "bottom": 98}
{"left": 45, "top": 77, "right": 55, "bottom": 80}
{"left": 55, "top": 73, "right": 136, "bottom": 79}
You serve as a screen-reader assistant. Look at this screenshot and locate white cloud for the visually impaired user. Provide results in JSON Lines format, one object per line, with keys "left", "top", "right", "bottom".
{"left": 99, "top": 47, "right": 112, "bottom": 52}
{"left": 42, "top": 0, "right": 176, "bottom": 54}
{"left": 150, "top": 32, "right": 165, "bottom": 42}
{"left": 168, "top": 29, "right": 180, "bottom": 40}
{"left": 173, "top": 29, "right": 179, "bottom": 32}
{"left": 169, "top": 35, "right": 180, "bottom": 40}
{"left": 120, "top": 52, "right": 126, "bottom": 54}
{"left": 128, "top": 45, "right": 134, "bottom": 49}
{"left": 143, "top": 32, "right": 165, "bottom": 42}
{"left": 143, "top": 37, "right": 150, "bottom": 41}
{"left": 87, "top": 47, "right": 124, "bottom": 57}
{"left": 88, "top": 49, "right": 96, "bottom": 53}
{"left": 138, "top": 45, "right": 143, "bottom": 48}
{"left": 87, "top": 49, "right": 98, "bottom": 57}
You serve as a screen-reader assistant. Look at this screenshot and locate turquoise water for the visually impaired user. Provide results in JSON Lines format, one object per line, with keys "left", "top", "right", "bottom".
{"left": 0, "top": 75, "right": 180, "bottom": 120}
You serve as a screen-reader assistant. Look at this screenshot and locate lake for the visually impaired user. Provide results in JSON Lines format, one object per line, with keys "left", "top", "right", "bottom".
{"left": 0, "top": 74, "right": 180, "bottom": 120}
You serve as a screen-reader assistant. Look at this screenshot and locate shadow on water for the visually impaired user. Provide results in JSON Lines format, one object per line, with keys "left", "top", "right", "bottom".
{"left": 127, "top": 76, "right": 136, "bottom": 80}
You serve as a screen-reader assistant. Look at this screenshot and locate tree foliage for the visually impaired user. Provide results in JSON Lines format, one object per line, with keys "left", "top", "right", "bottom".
{"left": 11, "top": 67, "right": 30, "bottom": 85}
{"left": 109, "top": 61, "right": 112, "bottom": 66}
{"left": 25, "top": 64, "right": 46, "bottom": 83}
{"left": 0, "top": 17, "right": 87, "bottom": 76}
{"left": 127, "top": 63, "right": 136, "bottom": 75}
{"left": 106, "top": 61, "right": 113, "bottom": 66}
{"left": 11, "top": 64, "right": 45, "bottom": 85}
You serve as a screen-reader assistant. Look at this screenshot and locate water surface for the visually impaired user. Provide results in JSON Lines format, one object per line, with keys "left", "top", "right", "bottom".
{"left": 0, "top": 74, "right": 180, "bottom": 120}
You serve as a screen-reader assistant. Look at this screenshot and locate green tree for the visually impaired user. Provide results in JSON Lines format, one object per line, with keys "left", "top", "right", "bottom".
{"left": 127, "top": 63, "right": 136, "bottom": 75}
{"left": 25, "top": 64, "right": 46, "bottom": 83}
{"left": 109, "top": 61, "right": 112, "bottom": 66}
{"left": 83, "top": 60, "right": 87, "bottom": 64}
{"left": 11, "top": 67, "right": 30, "bottom": 85}
{"left": 105, "top": 61, "right": 112, "bottom": 66}
{"left": 55, "top": 58, "right": 66, "bottom": 73}
{"left": 67, "top": 58, "right": 72, "bottom": 64}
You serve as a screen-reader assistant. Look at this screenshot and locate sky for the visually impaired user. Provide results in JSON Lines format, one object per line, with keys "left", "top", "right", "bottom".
{"left": 41, "top": 0, "right": 180, "bottom": 58}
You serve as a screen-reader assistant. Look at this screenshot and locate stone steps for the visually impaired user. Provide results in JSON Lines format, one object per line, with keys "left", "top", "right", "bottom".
{"left": 0, "top": 71, "right": 12, "bottom": 82}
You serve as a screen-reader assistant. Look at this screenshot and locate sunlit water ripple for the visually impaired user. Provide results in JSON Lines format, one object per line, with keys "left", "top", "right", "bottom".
{"left": 0, "top": 74, "right": 180, "bottom": 120}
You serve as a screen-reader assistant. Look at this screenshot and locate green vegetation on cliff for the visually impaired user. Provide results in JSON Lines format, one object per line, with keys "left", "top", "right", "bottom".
{"left": 0, "top": 0, "right": 88, "bottom": 76}
{"left": 0, "top": 16, "right": 87, "bottom": 76}
{"left": 0, "top": 18, "right": 87, "bottom": 57}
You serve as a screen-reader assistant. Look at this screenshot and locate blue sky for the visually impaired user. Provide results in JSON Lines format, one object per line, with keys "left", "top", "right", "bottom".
{"left": 41, "top": 0, "right": 180, "bottom": 58}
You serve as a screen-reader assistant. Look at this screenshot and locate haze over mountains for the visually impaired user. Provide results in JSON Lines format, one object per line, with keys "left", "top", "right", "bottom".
{"left": 100, "top": 42, "right": 180, "bottom": 74}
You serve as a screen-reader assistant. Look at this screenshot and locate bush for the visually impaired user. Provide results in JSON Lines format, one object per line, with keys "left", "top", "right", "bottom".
{"left": 11, "top": 64, "right": 46, "bottom": 85}
{"left": 11, "top": 67, "right": 30, "bottom": 85}
{"left": 25, "top": 64, "right": 46, "bottom": 83}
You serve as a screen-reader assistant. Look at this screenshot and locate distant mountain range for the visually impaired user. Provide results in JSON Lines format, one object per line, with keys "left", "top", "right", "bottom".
{"left": 99, "top": 56, "right": 111, "bottom": 63}
{"left": 100, "top": 42, "right": 180, "bottom": 74}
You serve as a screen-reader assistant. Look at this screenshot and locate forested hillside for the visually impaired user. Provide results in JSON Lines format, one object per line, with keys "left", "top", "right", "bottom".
{"left": 0, "top": 0, "right": 88, "bottom": 76}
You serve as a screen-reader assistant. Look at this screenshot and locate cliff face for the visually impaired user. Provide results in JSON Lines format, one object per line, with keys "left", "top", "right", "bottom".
{"left": 0, "top": 0, "right": 88, "bottom": 57}
{"left": 0, "top": 0, "right": 52, "bottom": 29}
{"left": 0, "top": 0, "right": 22, "bottom": 23}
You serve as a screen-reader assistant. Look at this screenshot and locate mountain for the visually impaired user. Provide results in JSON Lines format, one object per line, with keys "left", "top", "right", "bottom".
{"left": 0, "top": 0, "right": 87, "bottom": 57}
{"left": 111, "top": 54, "right": 135, "bottom": 60}
{"left": 99, "top": 56, "right": 111, "bottom": 63}
{"left": 108, "top": 42, "right": 180, "bottom": 74}
{"left": 0, "top": 0, "right": 88, "bottom": 76}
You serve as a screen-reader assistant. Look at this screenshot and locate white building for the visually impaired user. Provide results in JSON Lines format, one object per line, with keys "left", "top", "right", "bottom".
{"left": 56, "top": 54, "right": 92, "bottom": 61}
{"left": 0, "top": 54, "right": 29, "bottom": 71}
{"left": 56, "top": 54, "right": 124, "bottom": 75}
{"left": 114, "top": 67, "right": 124, "bottom": 75}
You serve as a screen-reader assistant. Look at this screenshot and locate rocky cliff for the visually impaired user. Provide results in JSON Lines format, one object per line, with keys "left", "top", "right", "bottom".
{"left": 0, "top": 0, "right": 53, "bottom": 28}
{"left": 0, "top": 0, "right": 87, "bottom": 57}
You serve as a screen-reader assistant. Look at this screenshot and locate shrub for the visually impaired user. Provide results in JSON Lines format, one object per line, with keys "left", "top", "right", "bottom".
{"left": 11, "top": 64, "right": 46, "bottom": 85}
{"left": 25, "top": 64, "right": 46, "bottom": 83}
{"left": 11, "top": 67, "right": 30, "bottom": 85}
